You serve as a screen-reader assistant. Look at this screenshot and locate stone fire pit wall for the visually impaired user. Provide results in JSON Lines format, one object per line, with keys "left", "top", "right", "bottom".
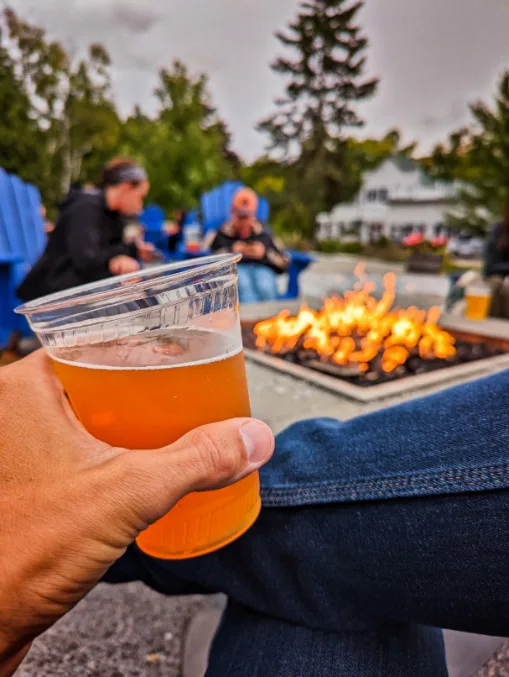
{"left": 240, "top": 300, "right": 509, "bottom": 405}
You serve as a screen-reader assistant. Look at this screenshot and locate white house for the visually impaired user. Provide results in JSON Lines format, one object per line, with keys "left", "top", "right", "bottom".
{"left": 317, "top": 158, "right": 458, "bottom": 244}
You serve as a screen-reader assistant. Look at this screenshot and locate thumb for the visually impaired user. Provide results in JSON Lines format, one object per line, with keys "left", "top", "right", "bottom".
{"left": 107, "top": 418, "right": 274, "bottom": 530}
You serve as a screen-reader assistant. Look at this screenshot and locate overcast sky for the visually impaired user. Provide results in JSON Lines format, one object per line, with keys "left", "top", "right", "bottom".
{"left": 13, "top": 0, "right": 509, "bottom": 160}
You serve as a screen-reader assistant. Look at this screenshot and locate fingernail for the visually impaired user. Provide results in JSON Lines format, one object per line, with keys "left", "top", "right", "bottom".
{"left": 240, "top": 421, "right": 274, "bottom": 466}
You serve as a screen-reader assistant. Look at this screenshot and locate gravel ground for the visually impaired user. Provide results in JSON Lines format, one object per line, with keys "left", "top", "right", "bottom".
{"left": 18, "top": 584, "right": 208, "bottom": 677}
{"left": 476, "top": 642, "right": 509, "bottom": 677}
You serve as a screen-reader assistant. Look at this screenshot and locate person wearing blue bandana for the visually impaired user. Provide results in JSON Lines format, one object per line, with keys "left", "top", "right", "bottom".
{"left": 17, "top": 158, "right": 154, "bottom": 302}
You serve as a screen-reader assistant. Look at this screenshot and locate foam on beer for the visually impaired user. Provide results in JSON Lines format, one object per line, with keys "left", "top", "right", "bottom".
{"left": 50, "top": 327, "right": 242, "bottom": 371}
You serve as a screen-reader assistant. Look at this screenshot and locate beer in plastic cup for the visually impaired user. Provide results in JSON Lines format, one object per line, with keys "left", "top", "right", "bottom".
{"left": 16, "top": 254, "right": 260, "bottom": 559}
{"left": 465, "top": 282, "right": 492, "bottom": 321}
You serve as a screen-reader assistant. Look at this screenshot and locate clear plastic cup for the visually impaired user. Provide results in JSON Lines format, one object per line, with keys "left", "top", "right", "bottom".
{"left": 16, "top": 254, "right": 260, "bottom": 559}
{"left": 465, "top": 282, "right": 492, "bottom": 321}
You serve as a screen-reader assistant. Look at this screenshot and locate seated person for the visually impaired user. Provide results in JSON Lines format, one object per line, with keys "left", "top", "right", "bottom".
{"left": 210, "top": 188, "right": 289, "bottom": 303}
{"left": 483, "top": 209, "right": 509, "bottom": 317}
{"left": 17, "top": 158, "right": 154, "bottom": 302}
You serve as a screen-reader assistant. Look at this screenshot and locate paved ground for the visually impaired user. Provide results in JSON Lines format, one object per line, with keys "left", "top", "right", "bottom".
{"left": 295, "top": 252, "right": 451, "bottom": 307}
{"left": 18, "top": 584, "right": 209, "bottom": 677}
{"left": 14, "top": 255, "right": 509, "bottom": 676}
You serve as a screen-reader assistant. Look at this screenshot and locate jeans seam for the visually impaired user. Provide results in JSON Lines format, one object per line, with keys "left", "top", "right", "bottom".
{"left": 261, "top": 462, "right": 509, "bottom": 503}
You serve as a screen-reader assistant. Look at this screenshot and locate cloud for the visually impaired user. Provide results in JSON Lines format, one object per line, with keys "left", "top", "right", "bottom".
{"left": 9, "top": 0, "right": 509, "bottom": 160}
{"left": 110, "top": 4, "right": 159, "bottom": 34}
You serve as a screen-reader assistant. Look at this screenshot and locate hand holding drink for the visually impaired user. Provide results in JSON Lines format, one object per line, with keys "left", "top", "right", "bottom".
{"left": 17, "top": 254, "right": 264, "bottom": 559}
{"left": 0, "top": 351, "right": 273, "bottom": 673}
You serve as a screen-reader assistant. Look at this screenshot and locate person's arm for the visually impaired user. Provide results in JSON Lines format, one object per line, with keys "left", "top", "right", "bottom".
{"left": 210, "top": 231, "right": 235, "bottom": 255}
{"left": 265, "top": 234, "right": 290, "bottom": 273}
{"left": 65, "top": 201, "right": 138, "bottom": 278}
{"left": 0, "top": 645, "right": 31, "bottom": 677}
{"left": 0, "top": 353, "right": 273, "bottom": 674}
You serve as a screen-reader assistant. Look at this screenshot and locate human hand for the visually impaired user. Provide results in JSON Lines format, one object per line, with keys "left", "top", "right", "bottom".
{"left": 245, "top": 242, "right": 266, "bottom": 259}
{"left": 0, "top": 353, "right": 274, "bottom": 672}
{"left": 136, "top": 241, "right": 156, "bottom": 262}
{"left": 232, "top": 241, "right": 247, "bottom": 255}
{"left": 164, "top": 222, "right": 180, "bottom": 236}
{"left": 109, "top": 255, "right": 140, "bottom": 276}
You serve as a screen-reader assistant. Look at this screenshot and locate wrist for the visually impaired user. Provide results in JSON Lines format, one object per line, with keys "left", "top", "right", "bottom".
{"left": 0, "top": 643, "right": 31, "bottom": 677}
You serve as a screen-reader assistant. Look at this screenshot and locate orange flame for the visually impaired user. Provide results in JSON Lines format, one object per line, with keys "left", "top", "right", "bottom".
{"left": 254, "top": 274, "right": 456, "bottom": 374}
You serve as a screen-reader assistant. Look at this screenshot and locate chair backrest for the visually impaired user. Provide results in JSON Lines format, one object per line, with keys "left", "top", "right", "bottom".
{"left": 139, "top": 204, "right": 165, "bottom": 233}
{"left": 0, "top": 167, "right": 46, "bottom": 345}
{"left": 0, "top": 169, "right": 46, "bottom": 265}
{"left": 183, "top": 209, "right": 199, "bottom": 227}
{"left": 200, "top": 182, "right": 271, "bottom": 233}
{"left": 0, "top": 168, "right": 26, "bottom": 258}
{"left": 257, "top": 197, "right": 270, "bottom": 225}
{"left": 25, "top": 184, "right": 47, "bottom": 264}
{"left": 9, "top": 174, "right": 45, "bottom": 265}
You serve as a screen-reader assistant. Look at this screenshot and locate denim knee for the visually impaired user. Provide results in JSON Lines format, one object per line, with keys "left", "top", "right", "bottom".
{"left": 252, "top": 265, "right": 279, "bottom": 301}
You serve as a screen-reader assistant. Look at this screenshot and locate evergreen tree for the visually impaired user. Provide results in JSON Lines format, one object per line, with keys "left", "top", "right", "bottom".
{"left": 424, "top": 71, "right": 509, "bottom": 236}
{"left": 259, "top": 0, "right": 378, "bottom": 153}
{"left": 0, "top": 37, "right": 46, "bottom": 187}
{"left": 258, "top": 0, "right": 378, "bottom": 236}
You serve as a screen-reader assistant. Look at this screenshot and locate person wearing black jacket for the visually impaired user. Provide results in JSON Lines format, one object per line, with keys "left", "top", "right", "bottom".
{"left": 210, "top": 187, "right": 289, "bottom": 303}
{"left": 17, "top": 158, "right": 154, "bottom": 302}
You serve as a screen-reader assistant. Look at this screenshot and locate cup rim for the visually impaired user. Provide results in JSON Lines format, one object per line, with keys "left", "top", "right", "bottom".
{"left": 15, "top": 253, "right": 241, "bottom": 317}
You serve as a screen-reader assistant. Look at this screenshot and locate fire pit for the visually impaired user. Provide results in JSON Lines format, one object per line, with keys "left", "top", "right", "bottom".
{"left": 241, "top": 273, "right": 509, "bottom": 403}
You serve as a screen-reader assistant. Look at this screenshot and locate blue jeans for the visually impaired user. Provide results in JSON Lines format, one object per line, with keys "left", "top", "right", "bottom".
{"left": 237, "top": 263, "right": 279, "bottom": 303}
{"left": 105, "top": 371, "right": 509, "bottom": 676}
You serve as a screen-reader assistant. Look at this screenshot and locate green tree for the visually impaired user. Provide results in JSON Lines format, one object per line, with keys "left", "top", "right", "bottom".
{"left": 119, "top": 61, "right": 236, "bottom": 214}
{"left": 258, "top": 0, "right": 378, "bottom": 236}
{"left": 3, "top": 8, "right": 120, "bottom": 202}
{"left": 0, "top": 34, "right": 46, "bottom": 186}
{"left": 243, "top": 129, "right": 414, "bottom": 237}
{"left": 259, "top": 0, "right": 378, "bottom": 151}
{"left": 423, "top": 71, "right": 509, "bottom": 236}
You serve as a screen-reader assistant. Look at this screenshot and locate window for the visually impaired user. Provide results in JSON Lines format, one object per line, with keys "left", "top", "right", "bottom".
{"left": 378, "top": 189, "right": 388, "bottom": 203}
{"left": 366, "top": 190, "right": 378, "bottom": 202}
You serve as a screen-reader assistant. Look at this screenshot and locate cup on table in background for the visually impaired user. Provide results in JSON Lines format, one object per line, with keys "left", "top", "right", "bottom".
{"left": 465, "top": 281, "right": 492, "bottom": 321}
{"left": 16, "top": 254, "right": 260, "bottom": 560}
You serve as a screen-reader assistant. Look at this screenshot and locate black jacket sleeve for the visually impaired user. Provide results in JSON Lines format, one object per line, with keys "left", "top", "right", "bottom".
{"left": 65, "top": 200, "right": 137, "bottom": 277}
{"left": 264, "top": 233, "right": 289, "bottom": 274}
{"left": 210, "top": 231, "right": 232, "bottom": 254}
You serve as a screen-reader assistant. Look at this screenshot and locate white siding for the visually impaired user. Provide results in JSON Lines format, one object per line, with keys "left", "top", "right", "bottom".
{"left": 318, "top": 158, "right": 457, "bottom": 243}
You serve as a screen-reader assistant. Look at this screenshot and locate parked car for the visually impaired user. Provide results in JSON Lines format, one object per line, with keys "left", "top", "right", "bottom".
{"left": 447, "top": 234, "right": 484, "bottom": 259}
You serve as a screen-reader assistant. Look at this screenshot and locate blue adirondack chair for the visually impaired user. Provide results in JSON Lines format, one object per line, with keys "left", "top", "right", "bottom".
{"left": 200, "top": 181, "right": 270, "bottom": 233}
{"left": 139, "top": 204, "right": 166, "bottom": 250}
{"left": 140, "top": 206, "right": 201, "bottom": 261}
{"left": 0, "top": 168, "right": 46, "bottom": 347}
{"left": 199, "top": 182, "right": 314, "bottom": 300}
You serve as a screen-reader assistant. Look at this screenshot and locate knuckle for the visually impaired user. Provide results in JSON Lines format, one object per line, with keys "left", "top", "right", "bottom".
{"left": 188, "top": 427, "right": 240, "bottom": 481}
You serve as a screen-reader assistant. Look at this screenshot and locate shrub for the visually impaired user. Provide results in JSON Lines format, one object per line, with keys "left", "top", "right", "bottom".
{"left": 317, "top": 240, "right": 362, "bottom": 254}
